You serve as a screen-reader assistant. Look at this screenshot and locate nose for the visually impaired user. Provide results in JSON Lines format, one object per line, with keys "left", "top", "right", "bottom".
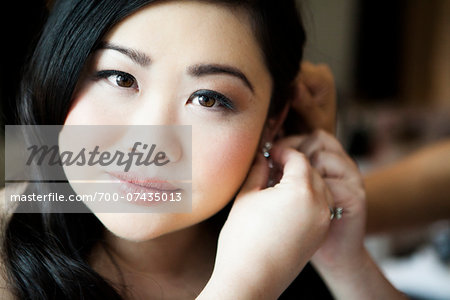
{"left": 130, "top": 87, "right": 179, "bottom": 126}
{"left": 124, "top": 90, "right": 184, "bottom": 164}
{"left": 124, "top": 126, "right": 182, "bottom": 163}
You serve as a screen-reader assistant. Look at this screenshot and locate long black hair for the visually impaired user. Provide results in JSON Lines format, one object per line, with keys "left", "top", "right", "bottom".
{"left": 3, "top": 0, "right": 306, "bottom": 299}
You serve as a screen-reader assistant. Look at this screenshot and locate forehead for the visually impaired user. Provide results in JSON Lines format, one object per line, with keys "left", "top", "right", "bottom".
{"left": 102, "top": 0, "right": 272, "bottom": 95}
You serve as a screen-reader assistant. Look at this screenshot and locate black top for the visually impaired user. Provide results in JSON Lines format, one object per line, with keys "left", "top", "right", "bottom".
{"left": 279, "top": 263, "right": 334, "bottom": 299}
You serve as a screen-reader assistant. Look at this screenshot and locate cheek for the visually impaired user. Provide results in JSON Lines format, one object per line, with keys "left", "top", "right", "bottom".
{"left": 65, "top": 86, "right": 122, "bottom": 125}
{"left": 191, "top": 124, "right": 261, "bottom": 212}
{"left": 204, "top": 131, "right": 256, "bottom": 176}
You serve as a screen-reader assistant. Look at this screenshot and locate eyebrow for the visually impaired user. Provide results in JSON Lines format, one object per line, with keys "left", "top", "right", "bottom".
{"left": 98, "top": 42, "right": 151, "bottom": 67}
{"left": 97, "top": 42, "right": 254, "bottom": 93}
{"left": 188, "top": 64, "right": 254, "bottom": 93}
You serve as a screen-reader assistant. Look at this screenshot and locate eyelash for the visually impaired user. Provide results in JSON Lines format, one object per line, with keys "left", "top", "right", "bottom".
{"left": 188, "top": 89, "right": 236, "bottom": 111}
{"left": 94, "top": 70, "right": 139, "bottom": 90}
{"left": 93, "top": 70, "right": 236, "bottom": 111}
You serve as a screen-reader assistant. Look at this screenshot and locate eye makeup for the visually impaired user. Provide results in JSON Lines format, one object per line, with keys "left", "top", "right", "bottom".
{"left": 188, "top": 89, "right": 236, "bottom": 111}
{"left": 90, "top": 65, "right": 240, "bottom": 113}
{"left": 93, "top": 70, "right": 139, "bottom": 90}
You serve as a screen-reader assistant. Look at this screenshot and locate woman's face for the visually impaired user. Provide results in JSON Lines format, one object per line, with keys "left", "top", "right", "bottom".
{"left": 64, "top": 0, "right": 273, "bottom": 241}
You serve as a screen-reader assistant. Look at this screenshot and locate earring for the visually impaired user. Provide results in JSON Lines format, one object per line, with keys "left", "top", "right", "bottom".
{"left": 262, "top": 142, "right": 275, "bottom": 187}
{"left": 262, "top": 142, "right": 272, "bottom": 158}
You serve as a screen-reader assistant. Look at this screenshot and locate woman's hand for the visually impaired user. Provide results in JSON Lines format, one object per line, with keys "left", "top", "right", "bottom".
{"left": 199, "top": 143, "right": 334, "bottom": 299}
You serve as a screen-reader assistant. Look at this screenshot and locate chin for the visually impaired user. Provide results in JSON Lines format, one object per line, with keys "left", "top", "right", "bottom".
{"left": 95, "top": 212, "right": 183, "bottom": 242}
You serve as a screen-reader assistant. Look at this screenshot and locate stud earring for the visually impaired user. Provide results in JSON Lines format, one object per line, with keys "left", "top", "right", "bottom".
{"left": 262, "top": 142, "right": 272, "bottom": 158}
{"left": 262, "top": 142, "right": 275, "bottom": 187}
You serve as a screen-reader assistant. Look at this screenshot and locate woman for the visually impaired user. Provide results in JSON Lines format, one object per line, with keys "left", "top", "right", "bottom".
{"left": 1, "top": 0, "right": 406, "bottom": 299}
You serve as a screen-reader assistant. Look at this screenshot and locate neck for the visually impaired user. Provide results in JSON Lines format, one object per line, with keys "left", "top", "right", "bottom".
{"left": 89, "top": 219, "right": 219, "bottom": 297}
{"left": 109, "top": 221, "right": 216, "bottom": 274}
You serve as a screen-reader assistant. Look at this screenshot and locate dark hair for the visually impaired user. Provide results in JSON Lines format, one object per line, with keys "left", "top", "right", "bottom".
{"left": 3, "top": 0, "right": 306, "bottom": 298}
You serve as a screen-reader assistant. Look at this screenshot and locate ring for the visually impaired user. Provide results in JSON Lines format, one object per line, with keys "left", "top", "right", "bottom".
{"left": 330, "top": 207, "right": 343, "bottom": 220}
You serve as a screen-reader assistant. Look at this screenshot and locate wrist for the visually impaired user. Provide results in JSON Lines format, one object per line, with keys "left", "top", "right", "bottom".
{"left": 198, "top": 260, "right": 294, "bottom": 300}
{"left": 197, "top": 269, "right": 266, "bottom": 300}
{"left": 313, "top": 245, "right": 371, "bottom": 280}
{"left": 313, "top": 248, "right": 406, "bottom": 300}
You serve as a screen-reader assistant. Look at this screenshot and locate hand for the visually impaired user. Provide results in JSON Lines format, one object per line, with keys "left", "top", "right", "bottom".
{"left": 202, "top": 144, "right": 334, "bottom": 299}
{"left": 199, "top": 131, "right": 404, "bottom": 300}
{"left": 273, "top": 131, "right": 408, "bottom": 300}
{"left": 284, "top": 130, "right": 367, "bottom": 271}
{"left": 283, "top": 62, "right": 337, "bottom": 135}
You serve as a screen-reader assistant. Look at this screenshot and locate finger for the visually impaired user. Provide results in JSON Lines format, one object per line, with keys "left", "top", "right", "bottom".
{"left": 272, "top": 134, "right": 351, "bottom": 181}
{"left": 324, "top": 178, "right": 365, "bottom": 215}
{"left": 299, "top": 62, "right": 334, "bottom": 96}
{"left": 311, "top": 167, "right": 335, "bottom": 210}
{"left": 297, "top": 130, "right": 343, "bottom": 157}
{"left": 292, "top": 81, "right": 313, "bottom": 111}
{"left": 270, "top": 145, "right": 310, "bottom": 185}
{"left": 272, "top": 144, "right": 334, "bottom": 210}
{"left": 274, "top": 135, "right": 309, "bottom": 152}
{"left": 265, "top": 136, "right": 308, "bottom": 186}
{"left": 310, "top": 150, "right": 357, "bottom": 179}
{"left": 271, "top": 144, "right": 335, "bottom": 221}
{"left": 240, "top": 153, "right": 270, "bottom": 193}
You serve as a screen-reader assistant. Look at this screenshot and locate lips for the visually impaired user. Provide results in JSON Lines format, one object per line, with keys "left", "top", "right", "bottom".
{"left": 106, "top": 171, "right": 181, "bottom": 194}
{"left": 107, "top": 171, "right": 180, "bottom": 191}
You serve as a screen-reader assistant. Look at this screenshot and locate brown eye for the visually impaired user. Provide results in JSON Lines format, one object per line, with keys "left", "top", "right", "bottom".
{"left": 115, "top": 74, "right": 135, "bottom": 88}
{"left": 188, "top": 89, "right": 236, "bottom": 111}
{"left": 95, "top": 70, "right": 138, "bottom": 90}
{"left": 198, "top": 95, "right": 216, "bottom": 107}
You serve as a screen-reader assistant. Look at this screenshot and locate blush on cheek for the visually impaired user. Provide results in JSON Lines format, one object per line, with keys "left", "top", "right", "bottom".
{"left": 193, "top": 130, "right": 258, "bottom": 200}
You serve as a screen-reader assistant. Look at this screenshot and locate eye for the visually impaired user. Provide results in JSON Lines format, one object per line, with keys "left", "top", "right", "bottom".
{"left": 197, "top": 95, "right": 216, "bottom": 107}
{"left": 94, "top": 70, "right": 138, "bottom": 90}
{"left": 113, "top": 73, "right": 135, "bottom": 88}
{"left": 188, "top": 89, "right": 235, "bottom": 111}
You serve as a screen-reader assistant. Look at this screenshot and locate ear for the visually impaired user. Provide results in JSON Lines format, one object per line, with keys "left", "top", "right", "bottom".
{"left": 260, "top": 102, "right": 291, "bottom": 147}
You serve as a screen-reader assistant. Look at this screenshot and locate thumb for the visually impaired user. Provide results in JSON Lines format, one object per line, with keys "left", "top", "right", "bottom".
{"left": 240, "top": 153, "right": 269, "bottom": 193}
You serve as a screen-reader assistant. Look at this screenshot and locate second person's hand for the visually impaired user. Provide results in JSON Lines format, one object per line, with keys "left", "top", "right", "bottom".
{"left": 283, "top": 61, "right": 337, "bottom": 136}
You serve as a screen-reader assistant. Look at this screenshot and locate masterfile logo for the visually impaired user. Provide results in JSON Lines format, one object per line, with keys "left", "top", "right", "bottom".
{"left": 5, "top": 125, "right": 192, "bottom": 213}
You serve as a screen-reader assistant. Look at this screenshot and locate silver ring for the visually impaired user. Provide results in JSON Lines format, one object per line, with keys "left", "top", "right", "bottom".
{"left": 330, "top": 207, "right": 343, "bottom": 220}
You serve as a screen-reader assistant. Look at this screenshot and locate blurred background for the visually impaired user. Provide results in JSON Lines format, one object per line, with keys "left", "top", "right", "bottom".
{"left": 301, "top": 0, "right": 450, "bottom": 154}
{"left": 1, "top": 0, "right": 449, "bottom": 299}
